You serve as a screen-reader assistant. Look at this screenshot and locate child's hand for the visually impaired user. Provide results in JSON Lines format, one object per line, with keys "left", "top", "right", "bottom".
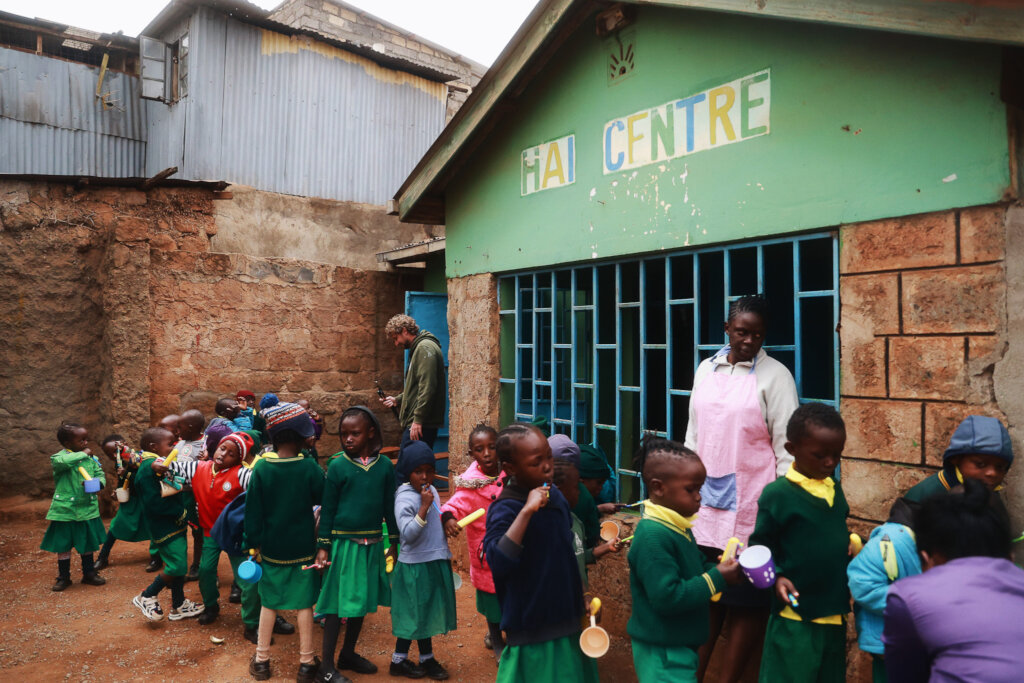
{"left": 775, "top": 576, "right": 799, "bottom": 606}
{"left": 444, "top": 517, "right": 462, "bottom": 538}
{"left": 151, "top": 462, "right": 169, "bottom": 476}
{"left": 523, "top": 484, "right": 550, "bottom": 513}
{"left": 593, "top": 538, "right": 622, "bottom": 559}
{"left": 597, "top": 503, "right": 618, "bottom": 515}
{"left": 420, "top": 484, "right": 435, "bottom": 507}
{"left": 313, "top": 548, "right": 329, "bottom": 569}
{"left": 716, "top": 558, "right": 744, "bottom": 585}
{"left": 385, "top": 546, "right": 397, "bottom": 564}
{"left": 116, "top": 467, "right": 126, "bottom": 477}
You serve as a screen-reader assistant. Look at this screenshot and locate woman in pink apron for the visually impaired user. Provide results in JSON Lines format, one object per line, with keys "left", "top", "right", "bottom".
{"left": 683, "top": 295, "right": 799, "bottom": 682}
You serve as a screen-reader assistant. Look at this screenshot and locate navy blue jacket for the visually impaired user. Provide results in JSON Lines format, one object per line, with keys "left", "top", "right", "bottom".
{"left": 483, "top": 481, "right": 584, "bottom": 645}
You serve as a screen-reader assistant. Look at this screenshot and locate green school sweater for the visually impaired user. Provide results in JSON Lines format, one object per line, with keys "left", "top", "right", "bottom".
{"left": 902, "top": 470, "right": 954, "bottom": 504}
{"left": 244, "top": 455, "right": 324, "bottom": 565}
{"left": 627, "top": 518, "right": 726, "bottom": 648}
{"left": 317, "top": 453, "right": 399, "bottom": 549}
{"left": 573, "top": 481, "right": 601, "bottom": 548}
{"left": 135, "top": 456, "right": 188, "bottom": 545}
{"left": 748, "top": 478, "right": 851, "bottom": 621}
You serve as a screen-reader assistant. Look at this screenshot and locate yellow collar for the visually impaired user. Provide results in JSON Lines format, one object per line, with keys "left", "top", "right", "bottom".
{"left": 643, "top": 499, "right": 698, "bottom": 537}
{"left": 785, "top": 464, "right": 835, "bottom": 506}
{"left": 141, "top": 451, "right": 159, "bottom": 460}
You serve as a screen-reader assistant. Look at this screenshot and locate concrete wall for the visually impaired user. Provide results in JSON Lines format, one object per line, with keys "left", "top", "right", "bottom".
{"left": 0, "top": 179, "right": 417, "bottom": 496}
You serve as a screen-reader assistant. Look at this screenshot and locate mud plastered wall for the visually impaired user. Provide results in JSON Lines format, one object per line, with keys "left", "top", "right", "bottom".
{"left": 0, "top": 180, "right": 417, "bottom": 495}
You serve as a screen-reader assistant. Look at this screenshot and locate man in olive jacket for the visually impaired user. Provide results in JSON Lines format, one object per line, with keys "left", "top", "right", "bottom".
{"left": 381, "top": 314, "right": 445, "bottom": 448}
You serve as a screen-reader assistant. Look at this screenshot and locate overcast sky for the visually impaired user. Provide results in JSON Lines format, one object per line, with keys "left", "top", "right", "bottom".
{"left": 0, "top": 0, "right": 539, "bottom": 65}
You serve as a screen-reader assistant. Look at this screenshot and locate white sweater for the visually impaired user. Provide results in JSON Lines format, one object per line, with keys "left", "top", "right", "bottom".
{"left": 683, "top": 349, "right": 799, "bottom": 477}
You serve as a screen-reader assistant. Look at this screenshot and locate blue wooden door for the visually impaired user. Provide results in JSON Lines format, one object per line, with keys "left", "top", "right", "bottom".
{"left": 404, "top": 292, "right": 450, "bottom": 486}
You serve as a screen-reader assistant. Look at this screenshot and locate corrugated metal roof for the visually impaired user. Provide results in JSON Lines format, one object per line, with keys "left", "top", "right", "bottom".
{"left": 0, "top": 46, "right": 147, "bottom": 176}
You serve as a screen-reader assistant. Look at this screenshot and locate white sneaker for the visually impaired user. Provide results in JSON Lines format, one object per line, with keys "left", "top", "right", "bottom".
{"left": 133, "top": 594, "right": 163, "bottom": 621}
{"left": 168, "top": 598, "right": 205, "bottom": 621}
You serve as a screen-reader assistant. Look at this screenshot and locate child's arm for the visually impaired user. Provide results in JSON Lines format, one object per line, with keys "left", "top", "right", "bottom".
{"left": 382, "top": 462, "right": 400, "bottom": 550}
{"left": 316, "top": 464, "right": 339, "bottom": 554}
{"left": 50, "top": 450, "right": 91, "bottom": 474}
{"left": 848, "top": 534, "right": 896, "bottom": 616}
{"left": 395, "top": 486, "right": 435, "bottom": 544}
{"left": 85, "top": 454, "right": 106, "bottom": 486}
{"left": 483, "top": 486, "right": 548, "bottom": 581}
{"left": 310, "top": 460, "right": 324, "bottom": 505}
{"left": 156, "top": 460, "right": 198, "bottom": 484}
{"left": 440, "top": 485, "right": 474, "bottom": 537}
{"left": 590, "top": 538, "right": 622, "bottom": 562}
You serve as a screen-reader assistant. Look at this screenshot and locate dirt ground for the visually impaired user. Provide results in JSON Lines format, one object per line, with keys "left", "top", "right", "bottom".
{"left": 0, "top": 496, "right": 637, "bottom": 682}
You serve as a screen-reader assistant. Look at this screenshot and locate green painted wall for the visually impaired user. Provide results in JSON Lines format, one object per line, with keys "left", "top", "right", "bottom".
{"left": 422, "top": 252, "right": 447, "bottom": 293}
{"left": 445, "top": 8, "right": 1008, "bottom": 277}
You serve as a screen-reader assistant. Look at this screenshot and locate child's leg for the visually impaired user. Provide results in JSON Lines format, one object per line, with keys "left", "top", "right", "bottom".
{"left": 80, "top": 553, "right": 105, "bottom": 584}
{"left": 341, "top": 616, "right": 364, "bottom": 654}
{"left": 256, "top": 606, "right": 276, "bottom": 662}
{"left": 322, "top": 615, "right": 343, "bottom": 669}
{"left": 296, "top": 608, "right": 315, "bottom": 665}
{"left": 169, "top": 576, "right": 186, "bottom": 610}
{"left": 197, "top": 540, "right": 221, "bottom": 609}
{"left": 393, "top": 638, "right": 412, "bottom": 662}
{"left": 228, "top": 555, "right": 260, "bottom": 632}
{"left": 417, "top": 638, "right": 434, "bottom": 660}
{"left": 487, "top": 621, "right": 505, "bottom": 661}
{"left": 871, "top": 654, "right": 887, "bottom": 683}
{"left": 186, "top": 526, "right": 202, "bottom": 579}
{"left": 97, "top": 531, "right": 116, "bottom": 562}
{"left": 53, "top": 552, "right": 72, "bottom": 591}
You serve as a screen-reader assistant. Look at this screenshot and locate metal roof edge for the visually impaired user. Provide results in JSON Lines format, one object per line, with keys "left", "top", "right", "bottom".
{"left": 0, "top": 173, "right": 230, "bottom": 191}
{"left": 393, "top": 0, "right": 1024, "bottom": 224}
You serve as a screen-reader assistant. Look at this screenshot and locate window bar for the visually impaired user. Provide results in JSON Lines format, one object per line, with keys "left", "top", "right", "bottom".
{"left": 531, "top": 273, "right": 539, "bottom": 421}
{"left": 614, "top": 263, "right": 624, "bottom": 491}
{"left": 792, "top": 242, "right": 803, "bottom": 394}
{"left": 592, "top": 267, "right": 600, "bottom": 448}
{"left": 693, "top": 254, "right": 702, "bottom": 377}
{"left": 639, "top": 259, "right": 647, "bottom": 442}
{"left": 549, "top": 271, "right": 556, "bottom": 431}
{"left": 831, "top": 234, "right": 840, "bottom": 407}
{"left": 665, "top": 257, "right": 674, "bottom": 444}
{"left": 570, "top": 269, "right": 578, "bottom": 443}
{"left": 756, "top": 244, "right": 765, "bottom": 295}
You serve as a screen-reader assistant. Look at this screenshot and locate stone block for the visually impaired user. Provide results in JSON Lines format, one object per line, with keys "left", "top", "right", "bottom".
{"left": 328, "top": 14, "right": 346, "bottom": 27}
{"left": 840, "top": 337, "right": 887, "bottom": 397}
{"left": 902, "top": 264, "right": 1004, "bottom": 334}
{"left": 841, "top": 211, "right": 956, "bottom": 273}
{"left": 923, "top": 402, "right": 1006, "bottom": 466}
{"left": 889, "top": 336, "right": 966, "bottom": 400}
{"left": 150, "top": 233, "right": 177, "bottom": 251}
{"left": 960, "top": 205, "right": 1005, "bottom": 263}
{"left": 322, "top": 1, "right": 337, "bottom": 14}
{"left": 969, "top": 335, "right": 1003, "bottom": 361}
{"left": 841, "top": 459, "right": 933, "bottom": 522}
{"left": 841, "top": 398, "right": 922, "bottom": 464}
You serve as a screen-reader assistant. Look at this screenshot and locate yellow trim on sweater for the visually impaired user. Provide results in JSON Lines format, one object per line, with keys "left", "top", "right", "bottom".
{"left": 779, "top": 606, "right": 843, "bottom": 625}
{"left": 785, "top": 464, "right": 835, "bottom": 507}
{"left": 642, "top": 499, "right": 698, "bottom": 536}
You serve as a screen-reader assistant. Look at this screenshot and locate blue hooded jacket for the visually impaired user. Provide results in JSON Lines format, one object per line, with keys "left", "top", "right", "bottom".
{"left": 848, "top": 522, "right": 922, "bottom": 654}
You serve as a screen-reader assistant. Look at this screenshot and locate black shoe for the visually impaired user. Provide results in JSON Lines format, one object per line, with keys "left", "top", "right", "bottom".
{"left": 145, "top": 557, "right": 163, "bottom": 573}
{"left": 93, "top": 556, "right": 109, "bottom": 571}
{"left": 52, "top": 577, "right": 73, "bottom": 592}
{"left": 315, "top": 665, "right": 352, "bottom": 683}
{"left": 273, "top": 615, "right": 295, "bottom": 635}
{"left": 419, "top": 658, "right": 449, "bottom": 681}
{"left": 229, "top": 583, "right": 242, "bottom": 604}
{"left": 184, "top": 565, "right": 200, "bottom": 582}
{"left": 198, "top": 602, "right": 219, "bottom": 625}
{"left": 337, "top": 651, "right": 378, "bottom": 675}
{"left": 81, "top": 572, "right": 106, "bottom": 586}
{"left": 249, "top": 655, "right": 271, "bottom": 681}
{"left": 243, "top": 627, "right": 273, "bottom": 645}
{"left": 389, "top": 659, "right": 425, "bottom": 679}
{"left": 297, "top": 656, "right": 321, "bottom": 683}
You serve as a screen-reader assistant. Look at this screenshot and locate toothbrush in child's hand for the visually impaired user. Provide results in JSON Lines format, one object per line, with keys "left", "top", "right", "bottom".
{"left": 787, "top": 593, "right": 799, "bottom": 607}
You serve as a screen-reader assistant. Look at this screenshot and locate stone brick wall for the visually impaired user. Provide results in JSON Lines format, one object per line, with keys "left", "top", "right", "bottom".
{"left": 839, "top": 205, "right": 1010, "bottom": 529}
{"left": 1, "top": 179, "right": 417, "bottom": 495}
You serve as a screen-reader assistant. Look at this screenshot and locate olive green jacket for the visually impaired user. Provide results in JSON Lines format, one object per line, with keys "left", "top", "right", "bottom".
{"left": 45, "top": 450, "right": 105, "bottom": 522}
{"left": 395, "top": 331, "right": 446, "bottom": 429}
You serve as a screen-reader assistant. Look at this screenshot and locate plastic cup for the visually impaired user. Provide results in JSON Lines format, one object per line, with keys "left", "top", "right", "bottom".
{"left": 599, "top": 520, "right": 620, "bottom": 543}
{"left": 452, "top": 570, "right": 462, "bottom": 590}
{"left": 238, "top": 557, "right": 262, "bottom": 583}
{"left": 115, "top": 487, "right": 130, "bottom": 503}
{"left": 579, "top": 598, "right": 609, "bottom": 658}
{"left": 83, "top": 478, "right": 102, "bottom": 494}
{"left": 738, "top": 544, "right": 776, "bottom": 589}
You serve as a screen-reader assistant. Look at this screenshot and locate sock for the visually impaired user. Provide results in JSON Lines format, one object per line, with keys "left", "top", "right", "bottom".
{"left": 341, "top": 616, "right": 363, "bottom": 655}
{"left": 57, "top": 558, "right": 71, "bottom": 580}
{"left": 80, "top": 553, "right": 95, "bottom": 576}
{"left": 418, "top": 638, "right": 433, "bottom": 660}
{"left": 297, "top": 608, "right": 315, "bottom": 664}
{"left": 256, "top": 607, "right": 276, "bottom": 662}
{"left": 395, "top": 638, "right": 411, "bottom": 656}
{"left": 392, "top": 652, "right": 408, "bottom": 664}
{"left": 98, "top": 532, "right": 115, "bottom": 560}
{"left": 322, "top": 615, "right": 342, "bottom": 669}
{"left": 142, "top": 574, "right": 166, "bottom": 597}
{"left": 170, "top": 577, "right": 185, "bottom": 609}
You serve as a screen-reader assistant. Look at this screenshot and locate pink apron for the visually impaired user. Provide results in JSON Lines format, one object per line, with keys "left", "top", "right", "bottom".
{"left": 691, "top": 349, "right": 777, "bottom": 551}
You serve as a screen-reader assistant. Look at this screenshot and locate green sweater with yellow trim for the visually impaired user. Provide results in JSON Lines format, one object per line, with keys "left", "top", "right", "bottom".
{"left": 317, "top": 453, "right": 398, "bottom": 549}
{"left": 627, "top": 517, "right": 726, "bottom": 647}
{"left": 135, "top": 455, "right": 187, "bottom": 545}
{"left": 244, "top": 454, "right": 324, "bottom": 565}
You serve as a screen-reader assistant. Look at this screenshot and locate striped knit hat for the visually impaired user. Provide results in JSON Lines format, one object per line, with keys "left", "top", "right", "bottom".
{"left": 222, "top": 432, "right": 255, "bottom": 461}
{"left": 264, "top": 402, "right": 316, "bottom": 439}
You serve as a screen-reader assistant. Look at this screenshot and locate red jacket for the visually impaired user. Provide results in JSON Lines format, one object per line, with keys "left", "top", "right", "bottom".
{"left": 187, "top": 462, "right": 249, "bottom": 537}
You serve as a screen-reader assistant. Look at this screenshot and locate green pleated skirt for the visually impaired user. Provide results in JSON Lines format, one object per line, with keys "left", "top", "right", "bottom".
{"left": 316, "top": 539, "right": 390, "bottom": 617}
{"left": 109, "top": 495, "right": 150, "bottom": 542}
{"left": 40, "top": 517, "right": 106, "bottom": 554}
{"left": 259, "top": 562, "right": 320, "bottom": 610}
{"left": 497, "top": 635, "right": 600, "bottom": 683}
{"left": 476, "top": 588, "right": 502, "bottom": 623}
{"left": 390, "top": 559, "right": 457, "bottom": 640}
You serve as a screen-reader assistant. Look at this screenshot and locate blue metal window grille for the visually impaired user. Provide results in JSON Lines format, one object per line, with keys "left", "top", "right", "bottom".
{"left": 498, "top": 232, "right": 839, "bottom": 502}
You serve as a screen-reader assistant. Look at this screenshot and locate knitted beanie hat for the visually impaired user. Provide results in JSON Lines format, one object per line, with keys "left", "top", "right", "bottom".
{"left": 242, "top": 429, "right": 263, "bottom": 451}
{"left": 264, "top": 402, "right": 316, "bottom": 439}
{"left": 259, "top": 393, "right": 280, "bottom": 410}
{"left": 205, "top": 423, "right": 233, "bottom": 455}
{"left": 396, "top": 440, "right": 436, "bottom": 484}
{"left": 221, "top": 432, "right": 254, "bottom": 461}
{"left": 548, "top": 434, "right": 581, "bottom": 468}
{"left": 236, "top": 390, "right": 255, "bottom": 401}
{"left": 943, "top": 415, "right": 1014, "bottom": 465}
{"left": 579, "top": 444, "right": 612, "bottom": 479}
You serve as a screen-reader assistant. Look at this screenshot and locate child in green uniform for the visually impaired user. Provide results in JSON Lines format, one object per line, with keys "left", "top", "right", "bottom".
{"left": 313, "top": 406, "right": 398, "bottom": 681}
{"left": 131, "top": 427, "right": 205, "bottom": 622}
{"left": 245, "top": 402, "right": 325, "bottom": 682}
{"left": 552, "top": 457, "right": 621, "bottom": 589}
{"left": 627, "top": 438, "right": 742, "bottom": 682}
{"left": 95, "top": 435, "right": 156, "bottom": 570}
{"left": 40, "top": 422, "right": 107, "bottom": 591}
{"left": 749, "top": 403, "right": 852, "bottom": 683}
{"left": 389, "top": 441, "right": 457, "bottom": 680}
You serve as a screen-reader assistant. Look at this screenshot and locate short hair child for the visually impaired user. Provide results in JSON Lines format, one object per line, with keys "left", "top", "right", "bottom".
{"left": 552, "top": 456, "right": 621, "bottom": 590}
{"left": 749, "top": 403, "right": 851, "bottom": 683}
{"left": 482, "top": 423, "right": 598, "bottom": 682}
{"left": 96, "top": 434, "right": 158, "bottom": 571}
{"left": 131, "top": 427, "right": 205, "bottom": 622}
{"left": 441, "top": 423, "right": 506, "bottom": 661}
{"left": 627, "top": 437, "right": 742, "bottom": 682}
{"left": 40, "top": 422, "right": 107, "bottom": 591}
{"left": 245, "top": 402, "right": 325, "bottom": 680}
{"left": 314, "top": 406, "right": 399, "bottom": 680}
